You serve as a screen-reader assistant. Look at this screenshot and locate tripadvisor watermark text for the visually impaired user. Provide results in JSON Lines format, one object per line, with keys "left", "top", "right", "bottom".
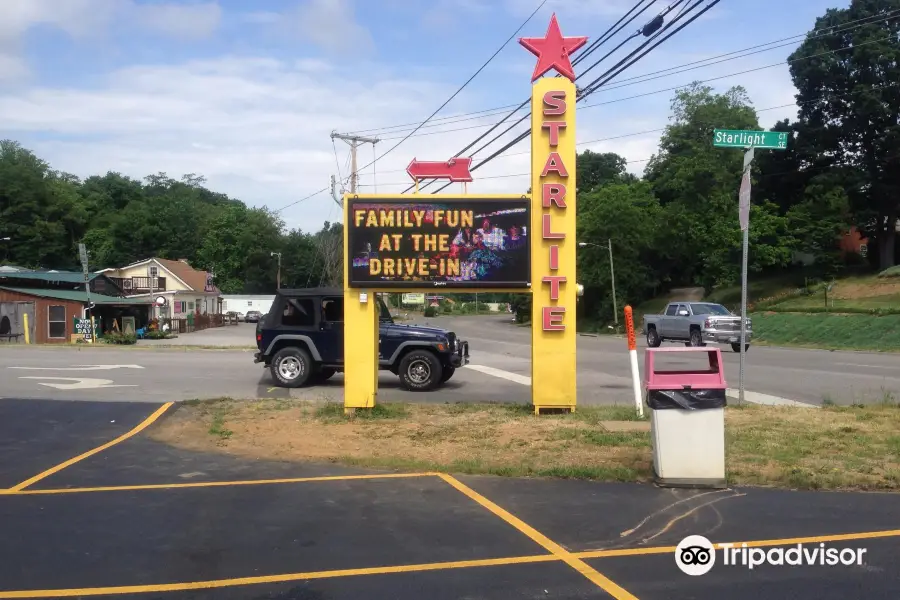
{"left": 675, "top": 535, "right": 868, "bottom": 576}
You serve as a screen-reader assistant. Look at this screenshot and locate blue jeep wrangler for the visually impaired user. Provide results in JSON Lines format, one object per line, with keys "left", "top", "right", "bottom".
{"left": 255, "top": 288, "right": 469, "bottom": 391}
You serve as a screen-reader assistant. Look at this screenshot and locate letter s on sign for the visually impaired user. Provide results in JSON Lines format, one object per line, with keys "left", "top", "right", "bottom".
{"left": 542, "top": 91, "right": 566, "bottom": 116}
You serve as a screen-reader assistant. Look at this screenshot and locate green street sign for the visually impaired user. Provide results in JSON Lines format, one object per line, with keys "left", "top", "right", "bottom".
{"left": 713, "top": 129, "right": 788, "bottom": 150}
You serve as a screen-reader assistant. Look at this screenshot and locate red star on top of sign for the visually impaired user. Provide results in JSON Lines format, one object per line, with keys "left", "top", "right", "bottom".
{"left": 519, "top": 13, "right": 588, "bottom": 83}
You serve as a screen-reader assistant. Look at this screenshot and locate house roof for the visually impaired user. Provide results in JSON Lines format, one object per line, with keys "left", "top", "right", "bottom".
{"left": 101, "top": 257, "right": 220, "bottom": 294}
{"left": 0, "top": 287, "right": 150, "bottom": 305}
{"left": 154, "top": 258, "right": 218, "bottom": 293}
{"left": 0, "top": 270, "right": 101, "bottom": 284}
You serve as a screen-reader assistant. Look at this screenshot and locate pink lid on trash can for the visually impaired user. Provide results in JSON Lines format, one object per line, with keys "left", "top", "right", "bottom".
{"left": 644, "top": 346, "right": 726, "bottom": 391}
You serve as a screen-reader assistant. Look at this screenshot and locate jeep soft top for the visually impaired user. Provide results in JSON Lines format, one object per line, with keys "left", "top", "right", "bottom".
{"left": 255, "top": 288, "right": 469, "bottom": 391}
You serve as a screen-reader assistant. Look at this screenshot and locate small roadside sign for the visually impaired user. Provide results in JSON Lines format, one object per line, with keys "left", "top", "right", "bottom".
{"left": 713, "top": 129, "right": 787, "bottom": 150}
{"left": 739, "top": 171, "right": 751, "bottom": 231}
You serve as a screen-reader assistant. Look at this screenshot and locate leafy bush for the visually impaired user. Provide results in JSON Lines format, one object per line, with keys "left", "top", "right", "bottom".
{"left": 104, "top": 332, "right": 137, "bottom": 345}
{"left": 878, "top": 265, "right": 900, "bottom": 278}
{"left": 144, "top": 330, "right": 172, "bottom": 340}
{"left": 423, "top": 305, "right": 437, "bottom": 317}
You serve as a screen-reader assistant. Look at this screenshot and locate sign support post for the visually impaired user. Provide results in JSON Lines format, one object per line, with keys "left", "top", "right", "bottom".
{"left": 738, "top": 147, "right": 753, "bottom": 406}
{"left": 713, "top": 131, "right": 788, "bottom": 405}
{"left": 79, "top": 243, "right": 94, "bottom": 344}
{"left": 343, "top": 201, "right": 379, "bottom": 414}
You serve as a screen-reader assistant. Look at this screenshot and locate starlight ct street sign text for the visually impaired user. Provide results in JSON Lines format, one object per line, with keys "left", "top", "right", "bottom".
{"left": 713, "top": 129, "right": 788, "bottom": 150}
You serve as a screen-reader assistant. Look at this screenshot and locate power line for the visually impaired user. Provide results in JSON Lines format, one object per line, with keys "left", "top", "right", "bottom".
{"left": 410, "top": 0, "right": 672, "bottom": 195}
{"left": 417, "top": 30, "right": 890, "bottom": 194}
{"left": 345, "top": 8, "right": 900, "bottom": 138}
{"left": 350, "top": 0, "right": 549, "bottom": 177}
{"left": 426, "top": 0, "right": 719, "bottom": 194}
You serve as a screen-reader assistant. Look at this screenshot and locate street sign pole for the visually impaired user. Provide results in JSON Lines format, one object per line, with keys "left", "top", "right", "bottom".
{"left": 713, "top": 131, "right": 788, "bottom": 406}
{"left": 78, "top": 243, "right": 93, "bottom": 343}
{"left": 738, "top": 148, "right": 753, "bottom": 406}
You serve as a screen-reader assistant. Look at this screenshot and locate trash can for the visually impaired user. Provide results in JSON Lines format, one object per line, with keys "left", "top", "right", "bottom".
{"left": 644, "top": 346, "right": 727, "bottom": 489}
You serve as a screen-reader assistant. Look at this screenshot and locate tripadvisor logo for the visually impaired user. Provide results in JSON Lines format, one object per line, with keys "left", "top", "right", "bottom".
{"left": 675, "top": 535, "right": 868, "bottom": 576}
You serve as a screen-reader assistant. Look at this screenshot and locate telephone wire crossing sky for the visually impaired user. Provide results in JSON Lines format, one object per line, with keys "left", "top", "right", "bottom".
{"left": 518, "top": 13, "right": 588, "bottom": 83}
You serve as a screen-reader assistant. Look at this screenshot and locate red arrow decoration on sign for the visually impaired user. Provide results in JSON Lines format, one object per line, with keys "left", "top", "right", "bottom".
{"left": 407, "top": 157, "right": 474, "bottom": 182}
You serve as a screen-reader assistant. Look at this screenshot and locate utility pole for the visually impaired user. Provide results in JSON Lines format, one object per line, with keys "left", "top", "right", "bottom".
{"left": 271, "top": 252, "right": 282, "bottom": 290}
{"left": 608, "top": 238, "right": 618, "bottom": 327}
{"left": 330, "top": 132, "right": 379, "bottom": 194}
{"left": 577, "top": 241, "right": 618, "bottom": 327}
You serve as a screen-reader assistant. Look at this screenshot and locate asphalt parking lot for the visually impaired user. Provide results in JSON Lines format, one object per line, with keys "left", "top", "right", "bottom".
{"left": 2, "top": 398, "right": 900, "bottom": 599}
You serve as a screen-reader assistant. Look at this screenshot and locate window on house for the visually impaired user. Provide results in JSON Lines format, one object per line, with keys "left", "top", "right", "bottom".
{"left": 247, "top": 300, "right": 253, "bottom": 307}
{"left": 188, "top": 301, "right": 195, "bottom": 311}
{"left": 149, "top": 266, "right": 159, "bottom": 277}
{"left": 281, "top": 298, "right": 315, "bottom": 327}
{"left": 860, "top": 244, "right": 868, "bottom": 258}
{"left": 94, "top": 278, "right": 106, "bottom": 292}
{"left": 48, "top": 305, "right": 66, "bottom": 338}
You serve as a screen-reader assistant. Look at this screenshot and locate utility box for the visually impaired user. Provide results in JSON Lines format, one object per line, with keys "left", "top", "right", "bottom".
{"left": 645, "top": 347, "right": 727, "bottom": 489}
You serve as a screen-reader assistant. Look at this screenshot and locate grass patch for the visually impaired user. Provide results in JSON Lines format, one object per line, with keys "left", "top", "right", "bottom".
{"left": 151, "top": 399, "right": 900, "bottom": 491}
{"left": 750, "top": 312, "right": 900, "bottom": 352}
{"left": 207, "top": 409, "right": 233, "bottom": 441}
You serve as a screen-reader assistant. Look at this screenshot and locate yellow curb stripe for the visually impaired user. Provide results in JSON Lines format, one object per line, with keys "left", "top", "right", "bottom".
{"left": 437, "top": 473, "right": 638, "bottom": 600}
{"left": 0, "top": 554, "right": 559, "bottom": 598}
{"left": 2, "top": 472, "right": 437, "bottom": 495}
{"left": 10, "top": 402, "right": 174, "bottom": 492}
{"left": 1, "top": 529, "right": 898, "bottom": 597}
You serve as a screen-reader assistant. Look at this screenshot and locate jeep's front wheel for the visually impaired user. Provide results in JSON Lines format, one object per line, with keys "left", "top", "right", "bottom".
{"left": 399, "top": 350, "right": 442, "bottom": 391}
{"left": 270, "top": 347, "right": 313, "bottom": 388}
{"left": 440, "top": 365, "right": 455, "bottom": 383}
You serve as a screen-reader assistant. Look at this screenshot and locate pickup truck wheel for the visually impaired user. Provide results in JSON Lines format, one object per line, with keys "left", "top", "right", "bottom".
{"left": 689, "top": 329, "right": 705, "bottom": 347}
{"left": 646, "top": 327, "right": 661, "bottom": 348}
{"left": 270, "top": 347, "right": 313, "bottom": 388}
{"left": 731, "top": 343, "right": 750, "bottom": 353}
{"left": 440, "top": 366, "right": 455, "bottom": 383}
{"left": 399, "top": 350, "right": 443, "bottom": 391}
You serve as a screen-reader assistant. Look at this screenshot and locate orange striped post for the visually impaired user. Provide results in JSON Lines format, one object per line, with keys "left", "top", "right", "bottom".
{"left": 624, "top": 306, "right": 643, "bottom": 418}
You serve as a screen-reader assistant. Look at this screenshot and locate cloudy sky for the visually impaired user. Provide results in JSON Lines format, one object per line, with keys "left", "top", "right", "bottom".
{"left": 1, "top": 0, "right": 848, "bottom": 231}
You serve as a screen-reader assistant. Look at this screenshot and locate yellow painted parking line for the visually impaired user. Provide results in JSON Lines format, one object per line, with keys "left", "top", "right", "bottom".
{"left": 267, "top": 387, "right": 277, "bottom": 392}
{"left": 0, "top": 528, "right": 898, "bottom": 596}
{"left": 9, "top": 402, "right": 174, "bottom": 492}
{"left": 3, "top": 472, "right": 437, "bottom": 495}
{"left": 0, "top": 554, "right": 560, "bottom": 598}
{"left": 437, "top": 473, "right": 638, "bottom": 600}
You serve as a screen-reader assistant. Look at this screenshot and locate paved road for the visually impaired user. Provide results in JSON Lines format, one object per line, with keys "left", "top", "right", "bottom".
{"left": 1, "top": 316, "right": 898, "bottom": 405}
{"left": 2, "top": 399, "right": 899, "bottom": 599}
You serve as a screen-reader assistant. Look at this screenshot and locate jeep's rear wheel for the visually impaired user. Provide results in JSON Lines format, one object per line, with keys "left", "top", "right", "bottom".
{"left": 399, "top": 350, "right": 442, "bottom": 391}
{"left": 270, "top": 347, "right": 313, "bottom": 388}
{"left": 440, "top": 365, "right": 455, "bottom": 383}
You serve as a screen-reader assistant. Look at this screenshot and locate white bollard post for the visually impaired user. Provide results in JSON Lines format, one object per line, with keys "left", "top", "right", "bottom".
{"left": 624, "top": 305, "right": 643, "bottom": 418}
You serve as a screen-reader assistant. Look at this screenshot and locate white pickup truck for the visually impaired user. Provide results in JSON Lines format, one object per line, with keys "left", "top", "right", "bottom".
{"left": 641, "top": 301, "right": 751, "bottom": 352}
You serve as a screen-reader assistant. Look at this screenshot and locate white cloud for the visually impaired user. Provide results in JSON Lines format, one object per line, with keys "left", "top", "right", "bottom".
{"left": 131, "top": 2, "right": 222, "bottom": 39}
{"left": 274, "top": 0, "right": 374, "bottom": 56}
{"left": 0, "top": 0, "right": 221, "bottom": 80}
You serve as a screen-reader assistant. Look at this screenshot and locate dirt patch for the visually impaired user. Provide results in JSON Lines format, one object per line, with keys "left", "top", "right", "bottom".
{"left": 834, "top": 278, "right": 900, "bottom": 299}
{"left": 150, "top": 400, "right": 900, "bottom": 489}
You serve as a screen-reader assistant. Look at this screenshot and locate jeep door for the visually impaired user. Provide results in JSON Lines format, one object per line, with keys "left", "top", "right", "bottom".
{"left": 318, "top": 296, "right": 344, "bottom": 364}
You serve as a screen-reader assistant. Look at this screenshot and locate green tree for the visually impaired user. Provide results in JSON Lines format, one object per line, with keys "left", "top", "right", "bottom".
{"left": 788, "top": 0, "right": 900, "bottom": 268}
{"left": 576, "top": 150, "right": 635, "bottom": 195}
{"left": 645, "top": 85, "right": 794, "bottom": 289}
{"left": 577, "top": 181, "right": 663, "bottom": 322}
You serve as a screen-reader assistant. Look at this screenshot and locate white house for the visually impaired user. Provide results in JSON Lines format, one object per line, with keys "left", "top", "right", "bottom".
{"left": 99, "top": 257, "right": 222, "bottom": 318}
{"left": 221, "top": 295, "right": 275, "bottom": 316}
